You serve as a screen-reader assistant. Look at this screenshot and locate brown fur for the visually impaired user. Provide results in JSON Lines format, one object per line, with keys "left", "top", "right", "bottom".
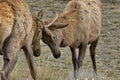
{"left": 44, "top": 0, "right": 102, "bottom": 47}
{"left": 0, "top": 0, "right": 43, "bottom": 80}
{"left": 64, "top": 0, "right": 102, "bottom": 44}
{"left": 0, "top": 2, "right": 14, "bottom": 54}
{"left": 42, "top": 0, "right": 102, "bottom": 79}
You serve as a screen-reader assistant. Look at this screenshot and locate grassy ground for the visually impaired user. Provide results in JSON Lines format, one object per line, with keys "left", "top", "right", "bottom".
{"left": 0, "top": 0, "right": 120, "bottom": 80}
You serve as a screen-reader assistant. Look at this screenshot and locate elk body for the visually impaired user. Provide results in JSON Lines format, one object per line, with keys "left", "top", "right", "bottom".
{"left": 0, "top": 0, "right": 45, "bottom": 80}
{"left": 0, "top": 0, "right": 14, "bottom": 55}
{"left": 42, "top": 0, "right": 102, "bottom": 79}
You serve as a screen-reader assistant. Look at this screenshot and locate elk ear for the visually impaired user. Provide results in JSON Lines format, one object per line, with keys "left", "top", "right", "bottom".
{"left": 37, "top": 9, "right": 43, "bottom": 19}
{"left": 50, "top": 23, "right": 68, "bottom": 30}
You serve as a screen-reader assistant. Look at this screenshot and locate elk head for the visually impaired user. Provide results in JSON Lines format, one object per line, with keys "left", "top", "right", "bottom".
{"left": 32, "top": 10, "right": 43, "bottom": 57}
{"left": 42, "top": 16, "right": 68, "bottom": 58}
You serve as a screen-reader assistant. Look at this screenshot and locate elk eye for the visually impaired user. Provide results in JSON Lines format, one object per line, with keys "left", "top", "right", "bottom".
{"left": 53, "top": 36, "right": 55, "bottom": 39}
{"left": 52, "top": 35, "right": 56, "bottom": 40}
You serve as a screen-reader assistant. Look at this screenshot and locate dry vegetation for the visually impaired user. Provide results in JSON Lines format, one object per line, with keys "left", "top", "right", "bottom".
{"left": 0, "top": 0, "right": 120, "bottom": 80}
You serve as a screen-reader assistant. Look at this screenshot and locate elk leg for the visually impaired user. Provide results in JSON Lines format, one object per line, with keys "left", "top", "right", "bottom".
{"left": 0, "top": 41, "right": 4, "bottom": 55}
{"left": 23, "top": 45, "right": 37, "bottom": 80}
{"left": 70, "top": 47, "right": 78, "bottom": 80}
{"left": 77, "top": 42, "right": 88, "bottom": 75}
{"left": 1, "top": 48, "right": 19, "bottom": 80}
{"left": 89, "top": 38, "right": 99, "bottom": 75}
{"left": 1, "top": 35, "right": 21, "bottom": 80}
{"left": 0, "top": 71, "right": 8, "bottom": 80}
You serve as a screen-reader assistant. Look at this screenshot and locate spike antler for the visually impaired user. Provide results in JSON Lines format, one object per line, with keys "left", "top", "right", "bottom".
{"left": 45, "top": 14, "right": 58, "bottom": 28}
{"left": 35, "top": 13, "right": 58, "bottom": 36}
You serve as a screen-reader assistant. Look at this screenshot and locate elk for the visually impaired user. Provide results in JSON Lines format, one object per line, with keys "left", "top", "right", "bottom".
{"left": 0, "top": 0, "right": 58, "bottom": 80}
{"left": 0, "top": 0, "right": 14, "bottom": 55}
{"left": 42, "top": 0, "right": 102, "bottom": 80}
{"left": 0, "top": 0, "right": 40, "bottom": 80}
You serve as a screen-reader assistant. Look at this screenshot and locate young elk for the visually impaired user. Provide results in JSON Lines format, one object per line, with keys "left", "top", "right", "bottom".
{"left": 0, "top": 0, "right": 40, "bottom": 80}
{"left": 42, "top": 0, "right": 102, "bottom": 80}
{"left": 0, "top": 0, "right": 58, "bottom": 80}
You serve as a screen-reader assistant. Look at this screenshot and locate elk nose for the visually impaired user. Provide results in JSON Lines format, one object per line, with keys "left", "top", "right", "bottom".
{"left": 33, "top": 49, "right": 41, "bottom": 57}
{"left": 53, "top": 53, "right": 61, "bottom": 59}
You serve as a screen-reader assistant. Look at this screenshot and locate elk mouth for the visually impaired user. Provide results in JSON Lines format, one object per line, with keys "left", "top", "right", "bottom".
{"left": 33, "top": 49, "right": 41, "bottom": 57}
{"left": 50, "top": 46, "right": 61, "bottom": 59}
{"left": 53, "top": 53, "right": 61, "bottom": 59}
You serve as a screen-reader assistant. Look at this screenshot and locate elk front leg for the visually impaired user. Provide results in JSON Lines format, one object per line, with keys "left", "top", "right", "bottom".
{"left": 77, "top": 42, "right": 88, "bottom": 76}
{"left": 89, "top": 38, "right": 99, "bottom": 80}
{"left": 89, "top": 39, "right": 99, "bottom": 74}
{"left": 23, "top": 45, "right": 37, "bottom": 80}
{"left": 70, "top": 47, "right": 78, "bottom": 80}
{"left": 0, "top": 40, "right": 4, "bottom": 55}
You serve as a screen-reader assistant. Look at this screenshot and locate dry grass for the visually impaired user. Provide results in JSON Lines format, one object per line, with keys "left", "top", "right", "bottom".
{"left": 0, "top": 42, "right": 119, "bottom": 80}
